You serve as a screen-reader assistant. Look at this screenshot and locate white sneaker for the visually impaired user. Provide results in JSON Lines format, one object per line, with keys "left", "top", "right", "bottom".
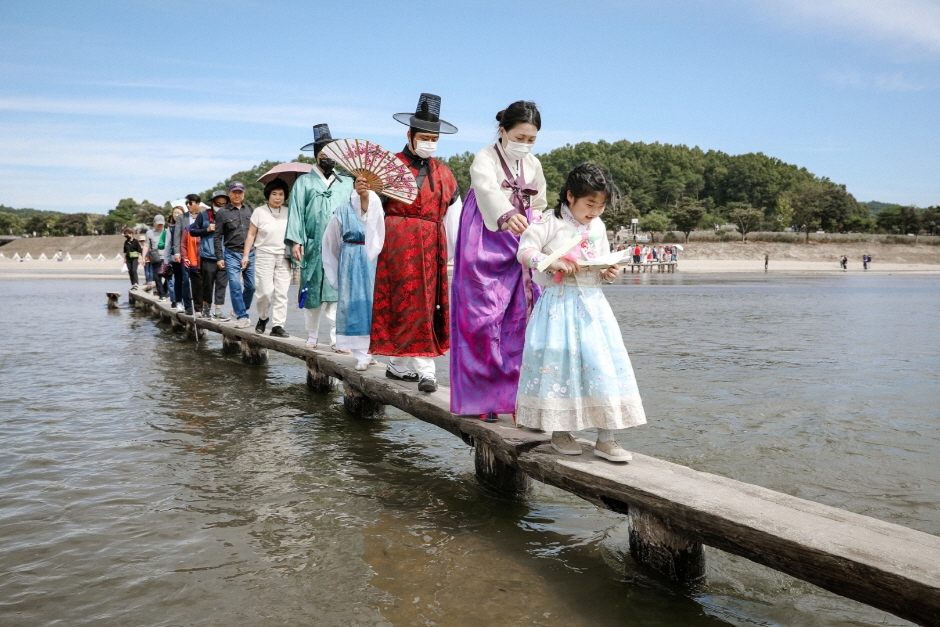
{"left": 234, "top": 317, "right": 252, "bottom": 329}
{"left": 355, "top": 362, "right": 369, "bottom": 371}
{"left": 551, "top": 433, "right": 582, "bottom": 456}
{"left": 594, "top": 440, "right": 632, "bottom": 462}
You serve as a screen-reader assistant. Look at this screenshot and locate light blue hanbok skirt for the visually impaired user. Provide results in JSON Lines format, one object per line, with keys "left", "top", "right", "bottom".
{"left": 515, "top": 284, "right": 647, "bottom": 433}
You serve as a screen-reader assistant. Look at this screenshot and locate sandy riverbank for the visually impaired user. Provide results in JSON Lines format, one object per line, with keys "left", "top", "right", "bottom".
{"left": 4, "top": 256, "right": 939, "bottom": 280}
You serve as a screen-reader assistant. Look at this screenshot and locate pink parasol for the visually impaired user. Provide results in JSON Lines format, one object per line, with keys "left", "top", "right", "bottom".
{"left": 257, "top": 162, "right": 313, "bottom": 190}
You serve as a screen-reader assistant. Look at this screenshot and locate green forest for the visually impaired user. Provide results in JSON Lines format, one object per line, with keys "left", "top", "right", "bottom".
{"left": 2, "top": 142, "right": 937, "bottom": 240}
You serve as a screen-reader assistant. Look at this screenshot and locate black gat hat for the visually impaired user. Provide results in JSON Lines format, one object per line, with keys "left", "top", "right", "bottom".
{"left": 393, "top": 93, "right": 457, "bottom": 135}
{"left": 300, "top": 123, "right": 336, "bottom": 154}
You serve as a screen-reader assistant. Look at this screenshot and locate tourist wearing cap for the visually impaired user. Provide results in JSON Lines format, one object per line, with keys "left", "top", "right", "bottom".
{"left": 285, "top": 123, "right": 355, "bottom": 350}
{"left": 214, "top": 181, "right": 255, "bottom": 328}
{"left": 242, "top": 178, "right": 291, "bottom": 338}
{"left": 369, "top": 93, "right": 462, "bottom": 393}
{"left": 141, "top": 214, "right": 169, "bottom": 300}
{"left": 450, "top": 101, "right": 547, "bottom": 421}
{"left": 190, "top": 190, "right": 230, "bottom": 320}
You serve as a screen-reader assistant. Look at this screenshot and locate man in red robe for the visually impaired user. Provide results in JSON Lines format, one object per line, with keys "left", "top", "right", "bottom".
{"left": 370, "top": 93, "right": 462, "bottom": 392}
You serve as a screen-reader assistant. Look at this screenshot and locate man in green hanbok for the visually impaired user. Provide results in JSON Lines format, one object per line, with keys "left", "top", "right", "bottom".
{"left": 285, "top": 123, "right": 355, "bottom": 350}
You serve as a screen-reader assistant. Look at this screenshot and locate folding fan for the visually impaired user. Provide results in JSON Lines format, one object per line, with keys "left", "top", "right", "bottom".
{"left": 322, "top": 139, "right": 419, "bottom": 204}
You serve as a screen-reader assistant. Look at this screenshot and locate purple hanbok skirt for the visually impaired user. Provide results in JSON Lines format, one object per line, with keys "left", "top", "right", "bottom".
{"left": 449, "top": 189, "right": 539, "bottom": 415}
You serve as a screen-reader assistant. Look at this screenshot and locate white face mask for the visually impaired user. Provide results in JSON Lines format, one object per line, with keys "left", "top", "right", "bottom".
{"left": 503, "top": 139, "right": 533, "bottom": 161}
{"left": 413, "top": 140, "right": 437, "bottom": 159}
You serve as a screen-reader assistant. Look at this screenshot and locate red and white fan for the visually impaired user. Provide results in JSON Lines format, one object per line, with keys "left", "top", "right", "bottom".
{"left": 322, "top": 138, "right": 418, "bottom": 204}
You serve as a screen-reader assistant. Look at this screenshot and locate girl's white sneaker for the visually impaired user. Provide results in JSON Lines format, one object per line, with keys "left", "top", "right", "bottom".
{"left": 550, "top": 433, "right": 582, "bottom": 455}
{"left": 594, "top": 440, "right": 632, "bottom": 462}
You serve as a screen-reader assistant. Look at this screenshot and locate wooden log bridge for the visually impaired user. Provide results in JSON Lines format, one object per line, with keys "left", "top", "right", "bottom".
{"left": 627, "top": 261, "right": 677, "bottom": 273}
{"left": 122, "top": 288, "right": 940, "bottom": 626}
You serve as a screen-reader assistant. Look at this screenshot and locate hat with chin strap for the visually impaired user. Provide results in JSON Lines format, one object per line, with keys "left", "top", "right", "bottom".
{"left": 393, "top": 93, "right": 457, "bottom": 135}
{"left": 300, "top": 123, "right": 335, "bottom": 155}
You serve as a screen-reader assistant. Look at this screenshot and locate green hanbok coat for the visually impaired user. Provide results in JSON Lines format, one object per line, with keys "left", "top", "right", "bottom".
{"left": 284, "top": 170, "right": 355, "bottom": 309}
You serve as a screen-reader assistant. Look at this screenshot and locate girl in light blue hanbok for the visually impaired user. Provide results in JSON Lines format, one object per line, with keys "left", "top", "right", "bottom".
{"left": 516, "top": 163, "right": 646, "bottom": 462}
{"left": 322, "top": 189, "right": 384, "bottom": 370}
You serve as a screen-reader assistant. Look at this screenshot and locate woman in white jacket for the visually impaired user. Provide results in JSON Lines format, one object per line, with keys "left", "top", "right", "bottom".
{"left": 450, "top": 101, "right": 548, "bottom": 422}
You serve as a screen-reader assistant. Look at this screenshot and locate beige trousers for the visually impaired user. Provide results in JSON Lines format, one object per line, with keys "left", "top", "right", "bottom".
{"left": 254, "top": 251, "right": 291, "bottom": 327}
{"left": 304, "top": 302, "right": 337, "bottom": 345}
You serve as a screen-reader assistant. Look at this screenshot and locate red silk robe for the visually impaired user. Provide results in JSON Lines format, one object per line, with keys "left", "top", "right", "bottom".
{"left": 369, "top": 151, "right": 458, "bottom": 357}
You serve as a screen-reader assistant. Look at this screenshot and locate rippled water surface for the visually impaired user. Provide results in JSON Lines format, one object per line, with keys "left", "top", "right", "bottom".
{"left": 1, "top": 275, "right": 938, "bottom": 627}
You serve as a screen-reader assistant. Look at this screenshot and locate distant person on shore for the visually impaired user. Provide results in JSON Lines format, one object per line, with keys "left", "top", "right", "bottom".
{"left": 141, "top": 214, "right": 169, "bottom": 300}
{"left": 190, "top": 190, "right": 230, "bottom": 321}
{"left": 215, "top": 181, "right": 255, "bottom": 328}
{"left": 840, "top": 255, "right": 848, "bottom": 271}
{"left": 765, "top": 254, "right": 769, "bottom": 271}
{"left": 123, "top": 227, "right": 141, "bottom": 289}
{"left": 633, "top": 244, "right": 641, "bottom": 264}
{"left": 863, "top": 254, "right": 870, "bottom": 270}
{"left": 56, "top": 249, "right": 63, "bottom": 262}
{"left": 241, "top": 178, "right": 291, "bottom": 338}
{"left": 515, "top": 162, "right": 646, "bottom": 462}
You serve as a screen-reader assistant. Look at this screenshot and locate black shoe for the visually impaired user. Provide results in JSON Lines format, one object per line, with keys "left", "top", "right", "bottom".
{"left": 270, "top": 326, "right": 288, "bottom": 338}
{"left": 418, "top": 376, "right": 438, "bottom": 393}
{"left": 201, "top": 305, "right": 210, "bottom": 318}
{"left": 185, "top": 308, "right": 194, "bottom": 316}
{"left": 386, "top": 365, "right": 419, "bottom": 382}
{"left": 255, "top": 318, "right": 268, "bottom": 334}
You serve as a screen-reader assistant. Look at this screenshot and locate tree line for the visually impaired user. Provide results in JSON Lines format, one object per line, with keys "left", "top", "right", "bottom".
{"left": 2, "top": 141, "right": 937, "bottom": 240}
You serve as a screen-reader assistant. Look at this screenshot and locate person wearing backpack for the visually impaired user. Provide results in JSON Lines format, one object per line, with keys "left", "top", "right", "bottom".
{"left": 190, "top": 191, "right": 230, "bottom": 320}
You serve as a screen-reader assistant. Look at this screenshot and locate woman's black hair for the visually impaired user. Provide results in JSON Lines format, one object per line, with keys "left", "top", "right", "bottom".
{"left": 554, "top": 162, "right": 620, "bottom": 218}
{"left": 495, "top": 101, "right": 541, "bottom": 132}
{"left": 263, "top": 178, "right": 290, "bottom": 200}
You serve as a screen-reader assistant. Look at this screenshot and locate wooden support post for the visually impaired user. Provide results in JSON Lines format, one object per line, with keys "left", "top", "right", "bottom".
{"left": 474, "top": 441, "right": 530, "bottom": 496}
{"left": 628, "top": 506, "right": 705, "bottom": 584}
{"left": 185, "top": 320, "right": 207, "bottom": 341}
{"left": 151, "top": 303, "right": 161, "bottom": 317}
{"left": 221, "top": 334, "right": 240, "bottom": 355}
{"left": 107, "top": 292, "right": 120, "bottom": 309}
{"left": 306, "top": 357, "right": 334, "bottom": 393}
{"left": 342, "top": 381, "right": 385, "bottom": 417}
{"left": 240, "top": 338, "right": 267, "bottom": 365}
{"left": 170, "top": 315, "right": 184, "bottom": 332}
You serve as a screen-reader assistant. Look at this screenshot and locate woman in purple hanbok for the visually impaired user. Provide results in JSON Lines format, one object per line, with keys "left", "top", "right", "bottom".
{"left": 450, "top": 101, "right": 547, "bottom": 421}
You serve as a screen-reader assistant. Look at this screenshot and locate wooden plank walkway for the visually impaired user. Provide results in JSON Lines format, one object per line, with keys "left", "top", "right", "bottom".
{"left": 124, "top": 287, "right": 940, "bottom": 626}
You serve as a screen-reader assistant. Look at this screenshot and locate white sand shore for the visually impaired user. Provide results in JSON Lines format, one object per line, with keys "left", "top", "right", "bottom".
{"left": 678, "top": 260, "right": 940, "bottom": 274}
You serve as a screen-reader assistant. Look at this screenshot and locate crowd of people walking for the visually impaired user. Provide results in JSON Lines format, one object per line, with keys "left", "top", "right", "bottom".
{"left": 125, "top": 94, "right": 647, "bottom": 463}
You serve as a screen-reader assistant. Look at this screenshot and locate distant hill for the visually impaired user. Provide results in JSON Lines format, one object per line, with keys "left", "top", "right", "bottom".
{"left": 0, "top": 205, "right": 64, "bottom": 219}
{"left": 861, "top": 201, "right": 901, "bottom": 214}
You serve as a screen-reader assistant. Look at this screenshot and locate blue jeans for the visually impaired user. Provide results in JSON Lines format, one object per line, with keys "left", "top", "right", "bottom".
{"left": 172, "top": 261, "right": 193, "bottom": 309}
{"left": 223, "top": 248, "right": 255, "bottom": 320}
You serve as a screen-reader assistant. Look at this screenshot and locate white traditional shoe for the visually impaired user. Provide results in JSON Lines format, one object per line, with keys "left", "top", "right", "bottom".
{"left": 594, "top": 440, "right": 632, "bottom": 462}
{"left": 354, "top": 362, "right": 369, "bottom": 371}
{"left": 550, "top": 433, "right": 582, "bottom": 456}
{"left": 305, "top": 335, "right": 318, "bottom": 349}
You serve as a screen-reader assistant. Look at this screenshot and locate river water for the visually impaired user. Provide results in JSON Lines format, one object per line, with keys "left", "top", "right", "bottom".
{"left": 1, "top": 274, "right": 937, "bottom": 627}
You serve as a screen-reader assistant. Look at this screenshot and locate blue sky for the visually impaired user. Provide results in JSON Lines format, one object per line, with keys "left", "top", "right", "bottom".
{"left": 1, "top": 0, "right": 938, "bottom": 213}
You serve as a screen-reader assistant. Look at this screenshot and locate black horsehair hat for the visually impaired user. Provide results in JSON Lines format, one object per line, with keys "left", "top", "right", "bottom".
{"left": 393, "top": 93, "right": 458, "bottom": 135}
{"left": 300, "top": 123, "right": 334, "bottom": 154}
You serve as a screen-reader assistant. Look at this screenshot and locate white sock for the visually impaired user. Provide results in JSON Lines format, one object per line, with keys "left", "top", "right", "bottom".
{"left": 307, "top": 332, "right": 318, "bottom": 344}
{"left": 597, "top": 428, "right": 616, "bottom": 442}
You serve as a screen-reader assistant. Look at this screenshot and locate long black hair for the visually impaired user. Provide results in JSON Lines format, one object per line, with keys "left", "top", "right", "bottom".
{"left": 495, "top": 101, "right": 541, "bottom": 131}
{"left": 554, "top": 162, "right": 620, "bottom": 218}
